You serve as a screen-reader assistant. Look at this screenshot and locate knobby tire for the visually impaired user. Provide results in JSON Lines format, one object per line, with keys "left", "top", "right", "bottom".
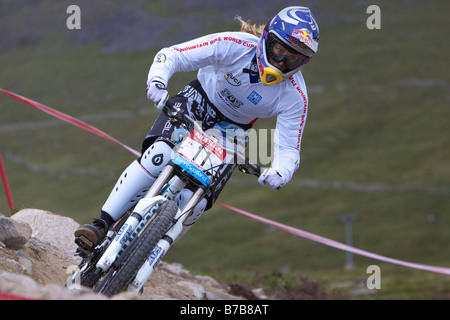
{"left": 95, "top": 200, "right": 178, "bottom": 297}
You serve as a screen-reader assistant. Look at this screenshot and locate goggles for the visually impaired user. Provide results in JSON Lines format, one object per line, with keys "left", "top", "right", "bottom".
{"left": 266, "top": 33, "right": 311, "bottom": 71}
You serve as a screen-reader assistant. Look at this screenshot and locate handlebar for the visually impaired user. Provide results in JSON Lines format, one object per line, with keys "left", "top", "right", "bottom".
{"left": 237, "top": 160, "right": 261, "bottom": 177}
{"left": 163, "top": 99, "right": 261, "bottom": 178}
{"left": 163, "top": 100, "right": 189, "bottom": 123}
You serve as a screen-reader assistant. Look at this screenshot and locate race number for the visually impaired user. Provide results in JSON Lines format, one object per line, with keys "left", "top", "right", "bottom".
{"left": 173, "top": 130, "right": 226, "bottom": 186}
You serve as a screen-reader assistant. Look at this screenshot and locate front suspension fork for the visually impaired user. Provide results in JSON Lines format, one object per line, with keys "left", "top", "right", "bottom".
{"left": 128, "top": 187, "right": 205, "bottom": 292}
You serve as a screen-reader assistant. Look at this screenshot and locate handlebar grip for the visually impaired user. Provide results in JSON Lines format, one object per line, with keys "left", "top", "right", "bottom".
{"left": 248, "top": 162, "right": 261, "bottom": 176}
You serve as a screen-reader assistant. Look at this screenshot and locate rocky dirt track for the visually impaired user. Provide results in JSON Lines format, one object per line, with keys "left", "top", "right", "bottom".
{"left": 0, "top": 209, "right": 246, "bottom": 300}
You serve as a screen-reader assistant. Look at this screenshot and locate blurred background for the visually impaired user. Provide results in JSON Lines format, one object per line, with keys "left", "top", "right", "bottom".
{"left": 1, "top": 0, "right": 449, "bottom": 299}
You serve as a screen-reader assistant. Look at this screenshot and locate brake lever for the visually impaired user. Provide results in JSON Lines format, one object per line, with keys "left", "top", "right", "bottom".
{"left": 238, "top": 160, "right": 261, "bottom": 178}
{"left": 163, "top": 100, "right": 183, "bottom": 123}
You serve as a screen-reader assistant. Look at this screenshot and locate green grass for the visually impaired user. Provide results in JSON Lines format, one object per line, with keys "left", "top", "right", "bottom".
{"left": 1, "top": 1, "right": 450, "bottom": 299}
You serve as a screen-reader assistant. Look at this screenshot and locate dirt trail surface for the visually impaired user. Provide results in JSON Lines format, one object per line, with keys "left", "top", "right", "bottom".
{"left": 0, "top": 209, "right": 246, "bottom": 300}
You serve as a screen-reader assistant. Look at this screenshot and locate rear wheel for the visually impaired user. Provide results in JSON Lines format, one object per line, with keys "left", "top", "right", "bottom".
{"left": 95, "top": 200, "right": 178, "bottom": 297}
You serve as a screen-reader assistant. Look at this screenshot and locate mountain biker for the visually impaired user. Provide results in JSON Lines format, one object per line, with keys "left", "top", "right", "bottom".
{"left": 74, "top": 6, "right": 320, "bottom": 253}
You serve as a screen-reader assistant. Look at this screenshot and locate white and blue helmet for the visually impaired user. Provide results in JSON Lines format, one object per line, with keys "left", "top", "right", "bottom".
{"left": 257, "top": 6, "right": 320, "bottom": 85}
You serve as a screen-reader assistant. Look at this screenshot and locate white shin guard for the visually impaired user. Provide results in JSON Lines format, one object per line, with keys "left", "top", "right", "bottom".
{"left": 102, "top": 141, "right": 173, "bottom": 221}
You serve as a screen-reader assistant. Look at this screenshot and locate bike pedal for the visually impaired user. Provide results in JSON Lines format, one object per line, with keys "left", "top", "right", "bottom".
{"left": 74, "top": 247, "right": 88, "bottom": 258}
{"left": 75, "top": 235, "right": 94, "bottom": 253}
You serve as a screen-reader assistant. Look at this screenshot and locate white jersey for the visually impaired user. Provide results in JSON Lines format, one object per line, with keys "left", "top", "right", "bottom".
{"left": 147, "top": 31, "right": 309, "bottom": 184}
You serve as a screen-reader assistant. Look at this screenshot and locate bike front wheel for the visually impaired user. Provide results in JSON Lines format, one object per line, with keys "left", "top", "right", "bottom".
{"left": 95, "top": 199, "right": 178, "bottom": 297}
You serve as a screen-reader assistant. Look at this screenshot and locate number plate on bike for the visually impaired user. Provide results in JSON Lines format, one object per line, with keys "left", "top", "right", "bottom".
{"left": 173, "top": 129, "right": 226, "bottom": 186}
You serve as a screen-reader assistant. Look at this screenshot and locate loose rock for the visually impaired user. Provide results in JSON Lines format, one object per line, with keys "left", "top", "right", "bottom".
{"left": 0, "top": 216, "right": 32, "bottom": 250}
{"left": 0, "top": 208, "right": 244, "bottom": 300}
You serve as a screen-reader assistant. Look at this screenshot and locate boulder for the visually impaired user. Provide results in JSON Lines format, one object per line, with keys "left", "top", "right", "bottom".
{"left": 11, "top": 209, "right": 79, "bottom": 254}
{"left": 0, "top": 216, "right": 32, "bottom": 249}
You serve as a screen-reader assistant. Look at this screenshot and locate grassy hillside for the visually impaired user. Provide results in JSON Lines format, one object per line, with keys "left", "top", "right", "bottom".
{"left": 1, "top": 1, "right": 449, "bottom": 299}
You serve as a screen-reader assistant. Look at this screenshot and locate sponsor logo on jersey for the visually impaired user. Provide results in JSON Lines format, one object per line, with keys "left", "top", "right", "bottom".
{"left": 218, "top": 88, "right": 243, "bottom": 110}
{"left": 224, "top": 73, "right": 242, "bottom": 86}
{"left": 155, "top": 53, "right": 167, "bottom": 63}
{"left": 247, "top": 91, "right": 262, "bottom": 105}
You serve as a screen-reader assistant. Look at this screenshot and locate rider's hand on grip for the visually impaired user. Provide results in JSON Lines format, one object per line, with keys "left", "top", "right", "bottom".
{"left": 146, "top": 80, "right": 169, "bottom": 109}
{"left": 258, "top": 168, "right": 284, "bottom": 190}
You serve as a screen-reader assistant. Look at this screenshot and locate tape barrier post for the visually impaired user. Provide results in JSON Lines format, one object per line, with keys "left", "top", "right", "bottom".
{"left": 2, "top": 88, "right": 450, "bottom": 276}
{"left": 0, "top": 153, "right": 14, "bottom": 212}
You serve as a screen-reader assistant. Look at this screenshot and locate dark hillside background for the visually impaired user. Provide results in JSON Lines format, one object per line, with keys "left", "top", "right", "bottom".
{"left": 1, "top": 0, "right": 449, "bottom": 299}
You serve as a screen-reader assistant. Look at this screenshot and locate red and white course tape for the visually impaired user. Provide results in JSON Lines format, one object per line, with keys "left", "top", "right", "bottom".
{"left": 2, "top": 88, "right": 450, "bottom": 276}
{"left": 217, "top": 202, "right": 450, "bottom": 275}
{"left": 0, "top": 88, "right": 140, "bottom": 157}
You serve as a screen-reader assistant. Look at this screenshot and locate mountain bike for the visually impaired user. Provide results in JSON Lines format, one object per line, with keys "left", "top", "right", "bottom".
{"left": 66, "top": 100, "right": 261, "bottom": 296}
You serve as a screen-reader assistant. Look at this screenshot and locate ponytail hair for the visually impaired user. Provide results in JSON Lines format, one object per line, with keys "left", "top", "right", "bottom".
{"left": 235, "top": 16, "right": 265, "bottom": 38}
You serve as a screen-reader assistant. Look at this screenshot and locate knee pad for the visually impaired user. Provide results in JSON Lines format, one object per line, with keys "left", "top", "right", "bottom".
{"left": 103, "top": 141, "right": 174, "bottom": 221}
{"left": 140, "top": 140, "right": 173, "bottom": 177}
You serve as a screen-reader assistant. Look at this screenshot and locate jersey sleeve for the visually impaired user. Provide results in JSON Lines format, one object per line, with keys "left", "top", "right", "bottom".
{"left": 147, "top": 32, "right": 244, "bottom": 87}
{"left": 271, "top": 89, "right": 308, "bottom": 184}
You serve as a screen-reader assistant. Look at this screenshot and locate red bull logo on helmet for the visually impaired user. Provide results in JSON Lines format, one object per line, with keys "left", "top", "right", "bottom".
{"left": 292, "top": 29, "right": 313, "bottom": 50}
